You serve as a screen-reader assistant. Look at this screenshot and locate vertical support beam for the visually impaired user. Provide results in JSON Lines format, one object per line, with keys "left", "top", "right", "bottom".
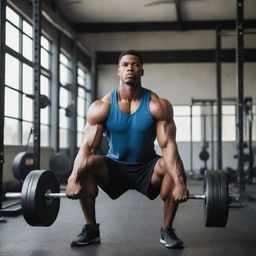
{"left": 216, "top": 28, "right": 222, "bottom": 170}
{"left": 215, "top": 28, "right": 222, "bottom": 170}
{"left": 236, "top": 0, "right": 245, "bottom": 191}
{"left": 70, "top": 41, "right": 78, "bottom": 161}
{"left": 175, "top": 0, "right": 183, "bottom": 30}
{"left": 210, "top": 101, "right": 215, "bottom": 170}
{"left": 32, "top": 0, "right": 41, "bottom": 169}
{"left": 51, "top": 31, "right": 60, "bottom": 152}
{"left": 190, "top": 103, "right": 193, "bottom": 173}
{"left": 0, "top": 0, "right": 6, "bottom": 209}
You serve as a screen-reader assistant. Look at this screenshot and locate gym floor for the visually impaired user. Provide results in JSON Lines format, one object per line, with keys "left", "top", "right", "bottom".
{"left": 1, "top": 180, "right": 256, "bottom": 256}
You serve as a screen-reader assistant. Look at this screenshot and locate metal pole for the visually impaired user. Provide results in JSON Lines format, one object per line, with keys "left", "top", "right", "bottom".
{"left": 190, "top": 103, "right": 193, "bottom": 173}
{"left": 70, "top": 41, "right": 78, "bottom": 162}
{"left": 210, "top": 101, "right": 215, "bottom": 170}
{"left": 0, "top": 0, "right": 6, "bottom": 210}
{"left": 32, "top": 0, "right": 42, "bottom": 169}
{"left": 51, "top": 31, "right": 60, "bottom": 153}
{"left": 5, "top": 192, "right": 67, "bottom": 199}
{"left": 216, "top": 28, "right": 222, "bottom": 170}
{"left": 236, "top": 0, "right": 245, "bottom": 191}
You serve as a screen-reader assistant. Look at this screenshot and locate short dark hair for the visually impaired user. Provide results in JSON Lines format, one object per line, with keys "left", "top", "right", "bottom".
{"left": 118, "top": 50, "right": 143, "bottom": 66}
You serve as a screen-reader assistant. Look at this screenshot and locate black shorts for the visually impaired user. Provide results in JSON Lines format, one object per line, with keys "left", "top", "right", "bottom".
{"left": 102, "top": 155, "right": 161, "bottom": 200}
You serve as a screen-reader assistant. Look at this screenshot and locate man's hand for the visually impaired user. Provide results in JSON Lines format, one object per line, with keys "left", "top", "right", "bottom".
{"left": 172, "top": 182, "right": 189, "bottom": 203}
{"left": 66, "top": 176, "right": 82, "bottom": 199}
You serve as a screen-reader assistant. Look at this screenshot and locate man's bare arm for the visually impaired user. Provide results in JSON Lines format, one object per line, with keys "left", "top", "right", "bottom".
{"left": 152, "top": 98, "right": 188, "bottom": 202}
{"left": 66, "top": 99, "right": 110, "bottom": 198}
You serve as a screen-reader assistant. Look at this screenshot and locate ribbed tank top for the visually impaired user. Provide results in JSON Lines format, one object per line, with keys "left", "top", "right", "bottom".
{"left": 104, "top": 87, "right": 157, "bottom": 164}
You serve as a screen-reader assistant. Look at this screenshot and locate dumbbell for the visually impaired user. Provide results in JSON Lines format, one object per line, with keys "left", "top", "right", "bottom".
{"left": 5, "top": 169, "right": 230, "bottom": 227}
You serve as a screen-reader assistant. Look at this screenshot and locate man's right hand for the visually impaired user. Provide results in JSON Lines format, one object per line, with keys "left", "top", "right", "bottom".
{"left": 66, "top": 176, "right": 82, "bottom": 199}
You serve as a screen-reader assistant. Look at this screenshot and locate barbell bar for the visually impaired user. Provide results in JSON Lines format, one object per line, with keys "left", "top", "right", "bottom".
{"left": 4, "top": 169, "right": 231, "bottom": 227}
{"left": 5, "top": 192, "right": 205, "bottom": 199}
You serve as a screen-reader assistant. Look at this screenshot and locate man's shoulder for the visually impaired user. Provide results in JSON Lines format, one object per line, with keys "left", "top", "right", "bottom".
{"left": 87, "top": 95, "right": 111, "bottom": 125}
{"left": 149, "top": 92, "right": 173, "bottom": 121}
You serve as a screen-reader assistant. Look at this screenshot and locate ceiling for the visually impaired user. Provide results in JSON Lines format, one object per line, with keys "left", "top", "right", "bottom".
{"left": 53, "top": 0, "right": 256, "bottom": 24}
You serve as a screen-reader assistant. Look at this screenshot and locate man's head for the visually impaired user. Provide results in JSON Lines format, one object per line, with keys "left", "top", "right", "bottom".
{"left": 118, "top": 50, "right": 143, "bottom": 67}
{"left": 117, "top": 50, "right": 144, "bottom": 87}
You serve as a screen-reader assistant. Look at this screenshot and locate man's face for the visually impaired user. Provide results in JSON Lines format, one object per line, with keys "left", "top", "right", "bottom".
{"left": 117, "top": 55, "right": 143, "bottom": 86}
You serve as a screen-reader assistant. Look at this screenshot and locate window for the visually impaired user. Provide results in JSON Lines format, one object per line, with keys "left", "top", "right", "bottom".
{"left": 251, "top": 105, "right": 256, "bottom": 141}
{"left": 4, "top": 6, "right": 52, "bottom": 146}
{"left": 77, "top": 67, "right": 92, "bottom": 146}
{"left": 59, "top": 52, "right": 72, "bottom": 148}
{"left": 213, "top": 105, "right": 236, "bottom": 142}
{"left": 173, "top": 105, "right": 201, "bottom": 142}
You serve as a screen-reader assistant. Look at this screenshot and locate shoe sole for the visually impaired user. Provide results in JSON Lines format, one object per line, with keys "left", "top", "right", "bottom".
{"left": 160, "top": 239, "right": 184, "bottom": 249}
{"left": 71, "top": 237, "right": 101, "bottom": 247}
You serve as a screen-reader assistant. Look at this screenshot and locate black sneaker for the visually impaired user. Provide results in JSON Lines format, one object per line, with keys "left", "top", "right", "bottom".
{"left": 71, "top": 224, "right": 101, "bottom": 247}
{"left": 160, "top": 227, "right": 184, "bottom": 249}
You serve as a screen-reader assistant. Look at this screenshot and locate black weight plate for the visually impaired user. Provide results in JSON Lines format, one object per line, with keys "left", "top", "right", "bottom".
{"left": 12, "top": 152, "right": 36, "bottom": 180}
{"left": 204, "top": 170, "right": 214, "bottom": 227}
{"left": 21, "top": 171, "right": 38, "bottom": 225}
{"left": 49, "top": 153, "right": 71, "bottom": 180}
{"left": 212, "top": 171, "right": 220, "bottom": 227}
{"left": 217, "top": 170, "right": 229, "bottom": 227}
{"left": 21, "top": 170, "right": 60, "bottom": 226}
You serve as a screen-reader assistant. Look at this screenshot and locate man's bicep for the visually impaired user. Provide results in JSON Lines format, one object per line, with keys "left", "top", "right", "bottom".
{"left": 82, "top": 122, "right": 104, "bottom": 154}
{"left": 156, "top": 119, "right": 177, "bottom": 151}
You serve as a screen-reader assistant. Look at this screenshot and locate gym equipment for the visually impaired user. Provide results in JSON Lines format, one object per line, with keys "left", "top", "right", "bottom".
{"left": 25, "top": 94, "right": 51, "bottom": 109}
{"left": 12, "top": 127, "right": 35, "bottom": 180}
{"left": 5, "top": 169, "right": 230, "bottom": 227}
{"left": 49, "top": 152, "right": 71, "bottom": 180}
{"left": 12, "top": 152, "right": 36, "bottom": 180}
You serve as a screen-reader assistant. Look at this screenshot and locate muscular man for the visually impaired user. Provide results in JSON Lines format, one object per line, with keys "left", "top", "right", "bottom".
{"left": 66, "top": 50, "right": 189, "bottom": 249}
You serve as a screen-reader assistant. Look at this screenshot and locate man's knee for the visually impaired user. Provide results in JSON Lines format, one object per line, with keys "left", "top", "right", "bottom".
{"left": 86, "top": 155, "right": 102, "bottom": 171}
{"left": 160, "top": 174, "right": 175, "bottom": 201}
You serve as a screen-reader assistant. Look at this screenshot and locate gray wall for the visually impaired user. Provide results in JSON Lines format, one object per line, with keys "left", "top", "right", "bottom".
{"left": 79, "top": 30, "right": 256, "bottom": 173}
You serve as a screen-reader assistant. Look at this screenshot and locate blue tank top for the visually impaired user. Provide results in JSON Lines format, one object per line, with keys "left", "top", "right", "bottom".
{"left": 104, "top": 88, "right": 157, "bottom": 164}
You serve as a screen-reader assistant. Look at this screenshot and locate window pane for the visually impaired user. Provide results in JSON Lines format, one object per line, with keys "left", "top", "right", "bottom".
{"left": 60, "top": 63, "right": 69, "bottom": 85}
{"left": 222, "top": 116, "right": 236, "bottom": 141}
{"left": 41, "top": 48, "right": 50, "bottom": 70}
{"left": 6, "top": 6, "right": 20, "bottom": 26}
{"left": 222, "top": 105, "right": 235, "bottom": 115}
{"left": 4, "top": 117, "right": 19, "bottom": 145}
{"left": 22, "top": 34, "right": 33, "bottom": 61}
{"left": 77, "top": 117, "right": 85, "bottom": 132}
{"left": 41, "top": 125, "right": 49, "bottom": 147}
{"left": 192, "top": 106, "right": 201, "bottom": 116}
{"left": 22, "top": 121, "right": 33, "bottom": 145}
{"left": 60, "top": 53, "right": 69, "bottom": 66}
{"left": 23, "top": 63, "right": 33, "bottom": 94}
{"left": 41, "top": 107, "right": 49, "bottom": 125}
{"left": 22, "top": 95, "right": 33, "bottom": 122}
{"left": 59, "top": 87, "right": 69, "bottom": 108}
{"left": 78, "top": 87, "right": 85, "bottom": 98}
{"left": 23, "top": 20, "right": 32, "bottom": 37}
{"left": 77, "top": 97, "right": 85, "bottom": 117}
{"left": 173, "top": 106, "right": 190, "bottom": 116}
{"left": 78, "top": 76, "right": 84, "bottom": 86}
{"left": 59, "top": 129, "right": 68, "bottom": 148}
{"left": 77, "top": 132, "right": 83, "bottom": 147}
{"left": 192, "top": 117, "right": 201, "bottom": 141}
{"left": 5, "top": 87, "right": 19, "bottom": 117}
{"left": 59, "top": 109, "right": 68, "bottom": 128}
{"left": 78, "top": 68, "right": 85, "bottom": 78}
{"left": 5, "top": 54, "right": 19, "bottom": 89}
{"left": 6, "top": 22, "right": 19, "bottom": 52}
{"left": 41, "top": 36, "right": 50, "bottom": 50}
{"left": 253, "top": 118, "right": 256, "bottom": 141}
{"left": 174, "top": 117, "right": 190, "bottom": 142}
{"left": 41, "top": 75, "right": 49, "bottom": 96}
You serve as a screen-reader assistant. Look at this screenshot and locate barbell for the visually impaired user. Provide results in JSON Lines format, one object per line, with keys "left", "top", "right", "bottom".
{"left": 5, "top": 169, "right": 230, "bottom": 227}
